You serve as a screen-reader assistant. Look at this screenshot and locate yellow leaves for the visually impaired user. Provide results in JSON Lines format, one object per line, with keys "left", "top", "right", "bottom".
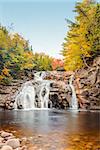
{"left": 2, "top": 68, "right": 9, "bottom": 76}
{"left": 62, "top": 1, "right": 96, "bottom": 71}
{"left": 0, "top": 67, "right": 10, "bottom": 83}
{"left": 0, "top": 75, "right": 3, "bottom": 81}
{"left": 18, "top": 51, "right": 35, "bottom": 70}
{"left": 23, "top": 51, "right": 34, "bottom": 59}
{"left": 20, "top": 63, "right": 34, "bottom": 70}
{"left": 0, "top": 29, "right": 11, "bottom": 50}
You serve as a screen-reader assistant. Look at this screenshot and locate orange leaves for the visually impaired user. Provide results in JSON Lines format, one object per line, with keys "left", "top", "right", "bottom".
{"left": 52, "top": 59, "right": 64, "bottom": 70}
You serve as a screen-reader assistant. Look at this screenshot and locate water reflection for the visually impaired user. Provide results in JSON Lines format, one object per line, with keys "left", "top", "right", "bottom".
{"left": 0, "top": 109, "right": 99, "bottom": 149}
{"left": 0, "top": 109, "right": 99, "bottom": 134}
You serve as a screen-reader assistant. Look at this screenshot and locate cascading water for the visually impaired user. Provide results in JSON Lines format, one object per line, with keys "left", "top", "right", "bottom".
{"left": 14, "top": 81, "right": 36, "bottom": 109}
{"left": 34, "top": 71, "right": 46, "bottom": 81}
{"left": 39, "top": 82, "right": 50, "bottom": 108}
{"left": 14, "top": 71, "right": 78, "bottom": 110}
{"left": 14, "top": 72, "right": 51, "bottom": 109}
{"left": 69, "top": 75, "right": 78, "bottom": 109}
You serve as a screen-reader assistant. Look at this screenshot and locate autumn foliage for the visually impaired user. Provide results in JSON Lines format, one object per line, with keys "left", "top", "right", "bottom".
{"left": 52, "top": 59, "right": 64, "bottom": 70}
{"left": 0, "top": 25, "right": 63, "bottom": 84}
{"left": 62, "top": 0, "right": 100, "bottom": 71}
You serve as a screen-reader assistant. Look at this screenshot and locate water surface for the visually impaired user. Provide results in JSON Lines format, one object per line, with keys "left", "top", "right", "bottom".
{"left": 0, "top": 109, "right": 99, "bottom": 150}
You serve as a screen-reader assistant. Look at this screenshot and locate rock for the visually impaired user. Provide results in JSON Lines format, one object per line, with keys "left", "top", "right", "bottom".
{"left": 0, "top": 137, "right": 4, "bottom": 143}
{"left": 20, "top": 146, "right": 27, "bottom": 150}
{"left": 0, "top": 59, "right": 99, "bottom": 110}
{"left": 28, "top": 146, "right": 38, "bottom": 150}
{"left": 21, "top": 137, "right": 27, "bottom": 146}
{"left": 0, "top": 130, "right": 3, "bottom": 134}
{"left": 1, "top": 132, "right": 13, "bottom": 138}
{"left": 0, "top": 143, "right": 6, "bottom": 149}
{"left": 0, "top": 145, "right": 13, "bottom": 150}
{"left": 9, "top": 102, "right": 14, "bottom": 107}
{"left": 6, "top": 139, "right": 20, "bottom": 149}
{"left": 73, "top": 137, "right": 80, "bottom": 142}
{"left": 4, "top": 135, "right": 15, "bottom": 141}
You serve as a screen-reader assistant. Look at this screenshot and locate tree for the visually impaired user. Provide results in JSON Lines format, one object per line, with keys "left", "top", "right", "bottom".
{"left": 62, "top": 0, "right": 99, "bottom": 71}
{"left": 0, "top": 25, "right": 35, "bottom": 82}
{"left": 86, "top": 3, "right": 100, "bottom": 58}
{"left": 52, "top": 59, "right": 64, "bottom": 71}
{"left": 33, "top": 53, "right": 53, "bottom": 71}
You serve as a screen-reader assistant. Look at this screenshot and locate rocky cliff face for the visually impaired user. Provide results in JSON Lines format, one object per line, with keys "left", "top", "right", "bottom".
{"left": 0, "top": 80, "right": 27, "bottom": 109}
{"left": 0, "top": 73, "right": 72, "bottom": 110}
{"left": 0, "top": 57, "right": 99, "bottom": 110}
{"left": 49, "top": 81, "right": 71, "bottom": 109}
{"left": 75, "top": 57, "right": 100, "bottom": 110}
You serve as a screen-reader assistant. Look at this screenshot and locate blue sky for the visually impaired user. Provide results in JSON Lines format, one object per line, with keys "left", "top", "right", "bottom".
{"left": 0, "top": 0, "right": 100, "bottom": 58}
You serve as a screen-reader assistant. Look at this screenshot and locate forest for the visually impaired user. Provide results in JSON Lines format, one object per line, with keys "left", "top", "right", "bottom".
{"left": 0, "top": 0, "right": 100, "bottom": 85}
{"left": 0, "top": 26, "right": 64, "bottom": 84}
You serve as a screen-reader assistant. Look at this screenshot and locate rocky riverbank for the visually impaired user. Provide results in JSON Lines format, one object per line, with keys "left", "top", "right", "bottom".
{"left": 0, "top": 129, "right": 99, "bottom": 150}
{"left": 0, "top": 131, "right": 28, "bottom": 150}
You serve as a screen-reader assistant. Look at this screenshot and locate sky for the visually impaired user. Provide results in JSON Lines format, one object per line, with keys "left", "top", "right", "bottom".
{"left": 0, "top": 0, "right": 100, "bottom": 58}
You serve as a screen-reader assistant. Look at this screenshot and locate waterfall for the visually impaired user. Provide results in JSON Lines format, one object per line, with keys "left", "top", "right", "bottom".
{"left": 34, "top": 71, "right": 46, "bottom": 81}
{"left": 69, "top": 75, "right": 78, "bottom": 109}
{"left": 14, "top": 72, "right": 51, "bottom": 109}
{"left": 14, "top": 81, "right": 35, "bottom": 109}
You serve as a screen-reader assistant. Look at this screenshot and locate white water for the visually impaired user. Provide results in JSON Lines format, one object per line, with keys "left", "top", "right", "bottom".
{"left": 14, "top": 72, "right": 51, "bottom": 109}
{"left": 69, "top": 75, "right": 78, "bottom": 110}
{"left": 14, "top": 72, "right": 78, "bottom": 110}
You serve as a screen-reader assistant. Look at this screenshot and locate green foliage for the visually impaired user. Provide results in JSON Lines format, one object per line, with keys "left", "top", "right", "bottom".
{"left": 0, "top": 25, "right": 54, "bottom": 83}
{"left": 86, "top": 3, "right": 100, "bottom": 57}
{"left": 62, "top": 0, "right": 100, "bottom": 71}
{"left": 33, "top": 53, "right": 53, "bottom": 71}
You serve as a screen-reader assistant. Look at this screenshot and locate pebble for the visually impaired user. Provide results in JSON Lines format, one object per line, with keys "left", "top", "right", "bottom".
{"left": 0, "top": 131, "right": 24, "bottom": 150}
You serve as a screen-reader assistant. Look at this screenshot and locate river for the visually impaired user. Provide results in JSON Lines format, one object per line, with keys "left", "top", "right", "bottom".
{"left": 0, "top": 109, "right": 99, "bottom": 150}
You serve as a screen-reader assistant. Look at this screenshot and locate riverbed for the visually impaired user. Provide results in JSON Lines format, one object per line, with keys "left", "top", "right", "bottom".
{"left": 0, "top": 109, "right": 99, "bottom": 150}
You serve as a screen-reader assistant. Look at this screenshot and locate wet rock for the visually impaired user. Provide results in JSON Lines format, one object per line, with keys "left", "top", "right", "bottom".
{"left": 72, "top": 137, "right": 80, "bottom": 142}
{"left": 20, "top": 145, "right": 27, "bottom": 150}
{"left": 6, "top": 139, "right": 20, "bottom": 149}
{"left": 4, "top": 135, "right": 15, "bottom": 141}
{"left": 28, "top": 146, "right": 38, "bottom": 150}
{"left": 21, "top": 138, "right": 27, "bottom": 146}
{"left": 0, "top": 143, "right": 6, "bottom": 149}
{"left": 0, "top": 145, "right": 13, "bottom": 150}
{"left": 0, "top": 131, "right": 30, "bottom": 150}
{"left": 0, "top": 137, "right": 4, "bottom": 143}
{"left": 1, "top": 132, "right": 13, "bottom": 138}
